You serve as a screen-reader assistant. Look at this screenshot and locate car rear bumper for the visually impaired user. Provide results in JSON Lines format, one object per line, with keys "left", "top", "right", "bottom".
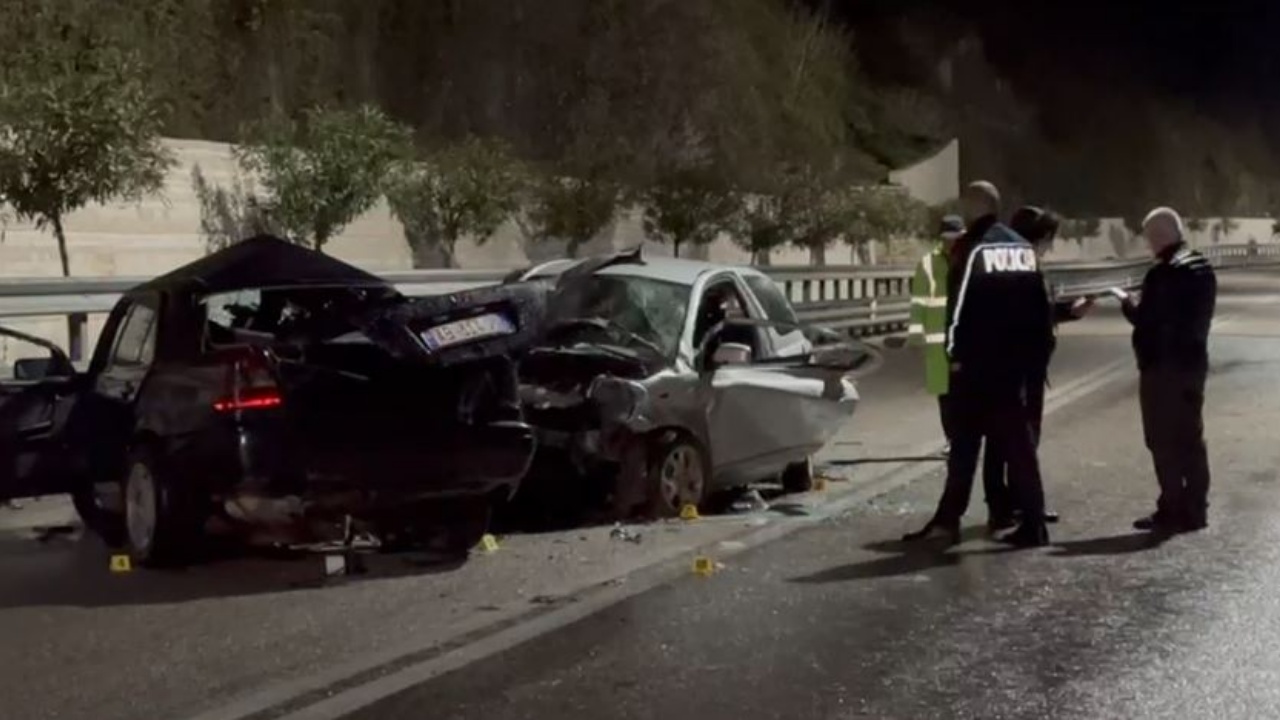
{"left": 174, "top": 419, "right": 536, "bottom": 504}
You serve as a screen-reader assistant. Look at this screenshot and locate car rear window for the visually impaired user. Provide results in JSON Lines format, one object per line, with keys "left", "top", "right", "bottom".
{"left": 200, "top": 285, "right": 396, "bottom": 349}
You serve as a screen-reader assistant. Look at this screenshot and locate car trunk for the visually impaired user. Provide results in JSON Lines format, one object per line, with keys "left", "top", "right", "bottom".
{"left": 206, "top": 284, "right": 543, "bottom": 498}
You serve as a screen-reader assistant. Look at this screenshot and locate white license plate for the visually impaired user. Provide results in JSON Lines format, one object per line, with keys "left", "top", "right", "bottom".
{"left": 420, "top": 312, "right": 515, "bottom": 350}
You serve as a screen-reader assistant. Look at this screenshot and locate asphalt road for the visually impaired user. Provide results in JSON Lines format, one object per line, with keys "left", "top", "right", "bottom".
{"left": 1, "top": 271, "right": 1277, "bottom": 720}
{"left": 343, "top": 275, "right": 1280, "bottom": 720}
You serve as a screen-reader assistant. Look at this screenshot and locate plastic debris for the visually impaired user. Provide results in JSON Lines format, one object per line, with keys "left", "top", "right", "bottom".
{"left": 679, "top": 504, "right": 700, "bottom": 521}
{"left": 109, "top": 555, "right": 132, "bottom": 573}
{"left": 730, "top": 489, "right": 769, "bottom": 514}
{"left": 609, "top": 523, "right": 643, "bottom": 544}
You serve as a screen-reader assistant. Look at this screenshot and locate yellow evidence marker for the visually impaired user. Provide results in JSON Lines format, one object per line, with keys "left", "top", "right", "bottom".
{"left": 479, "top": 534, "right": 500, "bottom": 553}
{"left": 692, "top": 556, "right": 717, "bottom": 577}
{"left": 679, "top": 504, "right": 700, "bottom": 521}
{"left": 109, "top": 555, "right": 133, "bottom": 573}
{"left": 813, "top": 476, "right": 829, "bottom": 492}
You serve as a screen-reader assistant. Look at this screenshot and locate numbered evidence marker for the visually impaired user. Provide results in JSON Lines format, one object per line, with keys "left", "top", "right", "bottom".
{"left": 479, "top": 534, "right": 500, "bottom": 554}
{"left": 679, "top": 504, "right": 700, "bottom": 521}
{"left": 109, "top": 555, "right": 133, "bottom": 573}
{"left": 692, "top": 556, "right": 720, "bottom": 577}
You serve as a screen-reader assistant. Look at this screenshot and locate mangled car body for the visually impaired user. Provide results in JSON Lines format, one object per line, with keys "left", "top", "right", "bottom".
{"left": 510, "top": 250, "right": 878, "bottom": 518}
{"left": 0, "top": 236, "right": 542, "bottom": 565}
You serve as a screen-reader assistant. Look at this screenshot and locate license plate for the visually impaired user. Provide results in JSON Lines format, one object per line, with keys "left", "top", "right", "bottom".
{"left": 420, "top": 312, "right": 514, "bottom": 350}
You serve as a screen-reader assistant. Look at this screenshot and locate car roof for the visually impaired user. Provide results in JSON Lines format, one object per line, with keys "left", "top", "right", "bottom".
{"left": 527, "top": 255, "right": 758, "bottom": 286}
{"left": 130, "top": 235, "right": 391, "bottom": 297}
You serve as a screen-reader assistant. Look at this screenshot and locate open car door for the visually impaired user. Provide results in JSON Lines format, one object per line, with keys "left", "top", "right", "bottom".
{"left": 0, "top": 326, "right": 83, "bottom": 502}
{"left": 701, "top": 318, "right": 877, "bottom": 486}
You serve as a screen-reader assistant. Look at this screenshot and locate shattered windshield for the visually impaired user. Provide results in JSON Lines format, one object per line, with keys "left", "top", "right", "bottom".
{"left": 547, "top": 275, "right": 690, "bottom": 358}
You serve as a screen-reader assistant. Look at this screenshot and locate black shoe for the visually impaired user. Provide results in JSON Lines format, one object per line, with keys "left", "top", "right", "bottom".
{"left": 987, "top": 514, "right": 1017, "bottom": 533}
{"left": 1013, "top": 508, "right": 1060, "bottom": 525}
{"left": 998, "top": 523, "right": 1049, "bottom": 548}
{"left": 1181, "top": 513, "right": 1208, "bottom": 532}
{"left": 1133, "top": 513, "right": 1180, "bottom": 533}
{"left": 902, "top": 522, "right": 961, "bottom": 545}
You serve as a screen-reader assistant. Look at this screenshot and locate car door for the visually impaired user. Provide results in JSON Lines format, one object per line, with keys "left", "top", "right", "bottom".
{"left": 741, "top": 271, "right": 809, "bottom": 359}
{"left": 0, "top": 326, "right": 83, "bottom": 501}
{"left": 76, "top": 295, "right": 161, "bottom": 483}
{"left": 701, "top": 275, "right": 856, "bottom": 486}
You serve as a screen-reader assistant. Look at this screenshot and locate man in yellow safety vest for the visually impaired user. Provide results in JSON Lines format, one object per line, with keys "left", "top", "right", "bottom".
{"left": 909, "top": 215, "right": 965, "bottom": 449}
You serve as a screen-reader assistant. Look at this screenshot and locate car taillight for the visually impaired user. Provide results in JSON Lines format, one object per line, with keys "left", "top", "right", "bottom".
{"left": 213, "top": 388, "right": 283, "bottom": 413}
{"left": 215, "top": 348, "right": 282, "bottom": 413}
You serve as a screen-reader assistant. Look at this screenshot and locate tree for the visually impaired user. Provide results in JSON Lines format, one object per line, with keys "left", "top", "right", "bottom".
{"left": 0, "top": 9, "right": 174, "bottom": 277}
{"left": 235, "top": 104, "right": 411, "bottom": 251}
{"left": 1212, "top": 217, "right": 1239, "bottom": 244}
{"left": 640, "top": 167, "right": 738, "bottom": 258}
{"left": 518, "top": 172, "right": 621, "bottom": 259}
{"left": 386, "top": 137, "right": 526, "bottom": 268}
{"left": 191, "top": 165, "right": 280, "bottom": 254}
{"left": 1060, "top": 217, "right": 1103, "bottom": 245}
{"left": 730, "top": 195, "right": 790, "bottom": 266}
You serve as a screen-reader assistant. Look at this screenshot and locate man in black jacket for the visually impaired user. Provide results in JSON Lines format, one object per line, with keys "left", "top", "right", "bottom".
{"left": 1124, "top": 207, "right": 1216, "bottom": 533}
{"left": 904, "top": 182, "right": 1056, "bottom": 547}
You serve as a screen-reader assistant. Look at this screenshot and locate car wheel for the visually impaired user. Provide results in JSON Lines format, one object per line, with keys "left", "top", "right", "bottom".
{"left": 71, "top": 483, "right": 125, "bottom": 547}
{"left": 440, "top": 498, "right": 493, "bottom": 557}
{"left": 123, "top": 448, "right": 205, "bottom": 567}
{"left": 781, "top": 457, "right": 815, "bottom": 494}
{"left": 644, "top": 434, "right": 709, "bottom": 519}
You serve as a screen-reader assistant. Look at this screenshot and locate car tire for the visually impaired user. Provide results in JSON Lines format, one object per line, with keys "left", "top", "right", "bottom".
{"left": 643, "top": 433, "right": 710, "bottom": 519}
{"left": 781, "top": 457, "right": 815, "bottom": 494}
{"left": 440, "top": 498, "right": 493, "bottom": 557}
{"left": 123, "top": 447, "right": 206, "bottom": 567}
{"left": 71, "top": 483, "right": 125, "bottom": 548}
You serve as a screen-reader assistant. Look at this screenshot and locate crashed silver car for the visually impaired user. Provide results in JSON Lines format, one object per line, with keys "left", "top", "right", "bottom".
{"left": 509, "top": 249, "right": 879, "bottom": 519}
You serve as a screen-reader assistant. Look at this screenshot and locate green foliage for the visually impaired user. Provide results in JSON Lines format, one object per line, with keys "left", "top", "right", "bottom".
{"left": 1185, "top": 217, "right": 1208, "bottom": 233}
{"left": 235, "top": 105, "right": 412, "bottom": 251}
{"left": 191, "top": 165, "right": 279, "bottom": 254}
{"left": 729, "top": 195, "right": 791, "bottom": 265}
{"left": 0, "top": 0, "right": 175, "bottom": 276}
{"left": 640, "top": 167, "right": 738, "bottom": 258}
{"left": 386, "top": 137, "right": 527, "bottom": 268}
{"left": 1060, "top": 217, "right": 1103, "bottom": 243}
{"left": 842, "top": 188, "right": 928, "bottom": 246}
{"left": 518, "top": 173, "right": 621, "bottom": 259}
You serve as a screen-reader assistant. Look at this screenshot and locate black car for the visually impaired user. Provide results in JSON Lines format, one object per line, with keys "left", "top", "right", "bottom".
{"left": 0, "top": 236, "right": 543, "bottom": 566}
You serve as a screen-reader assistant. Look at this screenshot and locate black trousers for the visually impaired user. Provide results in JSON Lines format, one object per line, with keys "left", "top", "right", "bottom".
{"left": 1139, "top": 367, "right": 1210, "bottom": 523}
{"left": 932, "top": 379, "right": 1046, "bottom": 526}
{"left": 982, "top": 376, "right": 1046, "bottom": 518}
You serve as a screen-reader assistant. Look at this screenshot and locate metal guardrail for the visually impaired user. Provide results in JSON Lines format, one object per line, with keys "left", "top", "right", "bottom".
{"left": 0, "top": 244, "right": 1277, "bottom": 340}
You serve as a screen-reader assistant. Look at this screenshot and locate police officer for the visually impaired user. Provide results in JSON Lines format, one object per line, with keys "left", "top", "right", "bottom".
{"left": 904, "top": 182, "right": 1055, "bottom": 547}
{"left": 983, "top": 206, "right": 1091, "bottom": 529}
{"left": 908, "top": 215, "right": 965, "bottom": 450}
{"left": 1123, "top": 207, "right": 1216, "bottom": 533}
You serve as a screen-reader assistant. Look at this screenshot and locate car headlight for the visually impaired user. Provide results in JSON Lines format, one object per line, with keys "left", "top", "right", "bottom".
{"left": 588, "top": 376, "right": 648, "bottom": 425}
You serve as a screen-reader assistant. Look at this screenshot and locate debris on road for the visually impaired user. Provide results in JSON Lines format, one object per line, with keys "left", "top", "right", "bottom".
{"left": 609, "top": 523, "right": 643, "bottom": 544}
{"left": 730, "top": 489, "right": 769, "bottom": 514}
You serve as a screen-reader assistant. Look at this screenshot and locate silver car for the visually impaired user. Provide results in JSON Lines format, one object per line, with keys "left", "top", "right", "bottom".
{"left": 511, "top": 249, "right": 878, "bottom": 519}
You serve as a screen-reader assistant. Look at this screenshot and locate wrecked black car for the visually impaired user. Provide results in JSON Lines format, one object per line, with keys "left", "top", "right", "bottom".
{"left": 0, "top": 236, "right": 542, "bottom": 566}
{"left": 507, "top": 250, "right": 879, "bottom": 520}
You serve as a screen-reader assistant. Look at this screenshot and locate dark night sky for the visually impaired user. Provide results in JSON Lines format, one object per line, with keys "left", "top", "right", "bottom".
{"left": 820, "top": 0, "right": 1280, "bottom": 112}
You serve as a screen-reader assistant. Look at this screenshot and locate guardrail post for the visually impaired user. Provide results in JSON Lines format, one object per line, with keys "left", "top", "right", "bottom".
{"left": 68, "top": 312, "right": 87, "bottom": 362}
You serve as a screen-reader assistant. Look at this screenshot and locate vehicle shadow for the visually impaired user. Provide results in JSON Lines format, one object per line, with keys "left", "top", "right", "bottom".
{"left": 0, "top": 528, "right": 468, "bottom": 610}
{"left": 789, "top": 530, "right": 1019, "bottom": 584}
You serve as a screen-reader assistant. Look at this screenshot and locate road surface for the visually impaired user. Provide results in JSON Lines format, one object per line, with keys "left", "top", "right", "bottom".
{"left": 2, "top": 270, "right": 1278, "bottom": 720}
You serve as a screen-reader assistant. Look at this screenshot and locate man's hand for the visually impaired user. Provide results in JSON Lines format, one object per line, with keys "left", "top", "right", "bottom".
{"left": 1069, "top": 297, "right": 1095, "bottom": 318}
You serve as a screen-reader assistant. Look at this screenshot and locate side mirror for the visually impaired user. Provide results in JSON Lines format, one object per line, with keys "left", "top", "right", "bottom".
{"left": 13, "top": 357, "right": 52, "bottom": 381}
{"left": 711, "top": 342, "right": 753, "bottom": 367}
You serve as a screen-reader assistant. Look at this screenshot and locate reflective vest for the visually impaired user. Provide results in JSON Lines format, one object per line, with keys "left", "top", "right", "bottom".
{"left": 908, "top": 245, "right": 950, "bottom": 396}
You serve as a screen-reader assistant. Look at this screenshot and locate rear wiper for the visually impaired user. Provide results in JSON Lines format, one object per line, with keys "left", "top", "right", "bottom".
{"left": 548, "top": 317, "right": 664, "bottom": 356}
